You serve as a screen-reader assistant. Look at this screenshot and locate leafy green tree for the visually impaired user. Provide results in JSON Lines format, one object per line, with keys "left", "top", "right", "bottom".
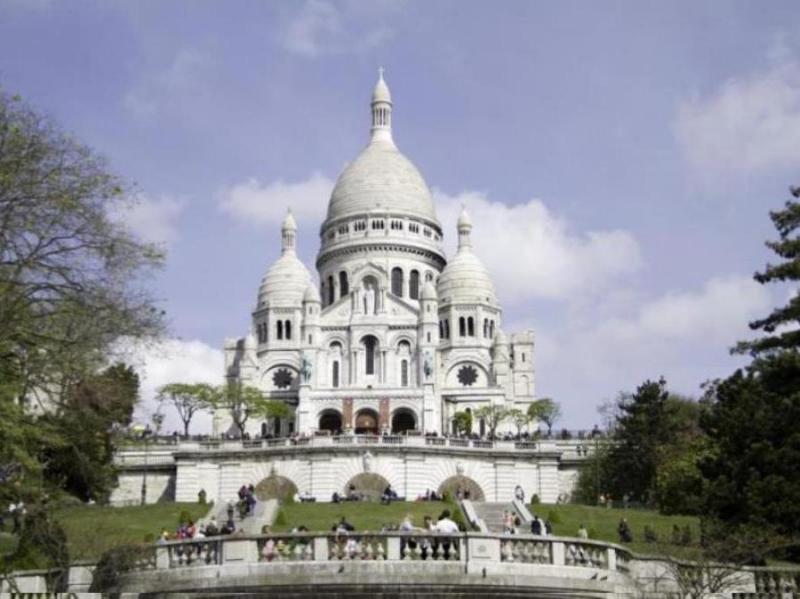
{"left": 452, "top": 410, "right": 472, "bottom": 435}
{"left": 0, "top": 89, "right": 163, "bottom": 497}
{"left": 474, "top": 404, "right": 508, "bottom": 438}
{"left": 211, "top": 383, "right": 290, "bottom": 437}
{"left": 157, "top": 382, "right": 213, "bottom": 436}
{"left": 527, "top": 398, "right": 561, "bottom": 435}
{"left": 37, "top": 363, "right": 141, "bottom": 502}
{"left": 506, "top": 408, "right": 530, "bottom": 436}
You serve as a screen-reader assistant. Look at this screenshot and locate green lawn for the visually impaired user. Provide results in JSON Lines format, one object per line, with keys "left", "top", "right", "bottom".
{"left": 272, "top": 500, "right": 459, "bottom": 533}
{"left": 0, "top": 500, "right": 702, "bottom": 562}
{"left": 45, "top": 502, "right": 210, "bottom": 561}
{"left": 533, "top": 503, "right": 701, "bottom": 558}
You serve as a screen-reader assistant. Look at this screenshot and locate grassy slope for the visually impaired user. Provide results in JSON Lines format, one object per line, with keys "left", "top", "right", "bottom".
{"left": 0, "top": 501, "right": 701, "bottom": 561}
{"left": 51, "top": 502, "right": 211, "bottom": 561}
{"left": 534, "top": 503, "right": 701, "bottom": 558}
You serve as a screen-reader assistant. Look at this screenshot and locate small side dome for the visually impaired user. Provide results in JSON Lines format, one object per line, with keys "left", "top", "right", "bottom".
{"left": 303, "top": 284, "right": 321, "bottom": 303}
{"left": 437, "top": 251, "right": 497, "bottom": 306}
{"left": 420, "top": 281, "right": 437, "bottom": 300}
{"left": 494, "top": 329, "right": 508, "bottom": 346}
{"left": 257, "top": 253, "right": 313, "bottom": 307}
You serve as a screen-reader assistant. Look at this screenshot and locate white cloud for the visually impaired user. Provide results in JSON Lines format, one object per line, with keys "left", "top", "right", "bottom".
{"left": 533, "top": 274, "right": 772, "bottom": 427}
{"left": 124, "top": 47, "right": 214, "bottom": 119}
{"left": 218, "top": 173, "right": 333, "bottom": 226}
{"left": 435, "top": 190, "right": 643, "bottom": 304}
{"left": 281, "top": 0, "right": 393, "bottom": 58}
{"left": 115, "top": 338, "right": 224, "bottom": 434}
{"left": 120, "top": 194, "right": 186, "bottom": 246}
{"left": 674, "top": 56, "right": 800, "bottom": 183}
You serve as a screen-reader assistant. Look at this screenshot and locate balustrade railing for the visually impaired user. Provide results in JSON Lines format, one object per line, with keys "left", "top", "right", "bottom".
{"left": 115, "top": 435, "right": 597, "bottom": 462}
{"left": 148, "top": 532, "right": 632, "bottom": 574}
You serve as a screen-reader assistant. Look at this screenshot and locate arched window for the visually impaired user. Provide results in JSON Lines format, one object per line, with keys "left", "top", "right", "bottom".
{"left": 277, "top": 320, "right": 283, "bottom": 340}
{"left": 439, "top": 321, "right": 444, "bottom": 338}
{"left": 391, "top": 267, "right": 403, "bottom": 296}
{"left": 327, "top": 275, "right": 334, "bottom": 305}
{"left": 468, "top": 317, "right": 475, "bottom": 337}
{"left": 409, "top": 270, "right": 420, "bottom": 299}
{"left": 459, "top": 317, "right": 466, "bottom": 337}
{"left": 401, "top": 359, "right": 408, "bottom": 387}
{"left": 332, "top": 361, "right": 340, "bottom": 388}
{"left": 339, "top": 271, "right": 349, "bottom": 297}
{"left": 285, "top": 320, "right": 292, "bottom": 340}
{"left": 444, "top": 320, "right": 450, "bottom": 339}
{"left": 364, "top": 336, "right": 377, "bottom": 375}
{"left": 489, "top": 320, "right": 495, "bottom": 339}
{"left": 483, "top": 319, "right": 488, "bottom": 338}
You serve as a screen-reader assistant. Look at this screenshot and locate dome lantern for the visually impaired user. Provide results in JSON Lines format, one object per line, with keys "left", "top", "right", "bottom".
{"left": 281, "top": 209, "right": 297, "bottom": 254}
{"left": 371, "top": 67, "right": 393, "bottom": 145}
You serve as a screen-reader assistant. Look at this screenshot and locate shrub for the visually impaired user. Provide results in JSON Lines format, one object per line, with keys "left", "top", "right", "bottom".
{"left": 644, "top": 526, "right": 658, "bottom": 543}
{"left": 90, "top": 544, "right": 153, "bottom": 592}
{"left": 681, "top": 525, "right": 693, "bottom": 546}
{"left": 273, "top": 509, "right": 287, "bottom": 527}
{"left": 530, "top": 494, "right": 540, "bottom": 505}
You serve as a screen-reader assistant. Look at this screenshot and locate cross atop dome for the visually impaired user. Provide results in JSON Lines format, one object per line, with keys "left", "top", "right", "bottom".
{"left": 371, "top": 68, "right": 393, "bottom": 144}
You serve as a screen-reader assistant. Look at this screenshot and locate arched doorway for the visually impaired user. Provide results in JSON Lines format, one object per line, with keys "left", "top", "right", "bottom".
{"left": 255, "top": 474, "right": 298, "bottom": 502}
{"left": 391, "top": 409, "right": 416, "bottom": 434}
{"left": 319, "top": 410, "right": 342, "bottom": 434}
{"left": 355, "top": 408, "right": 379, "bottom": 435}
{"left": 344, "top": 473, "right": 390, "bottom": 501}
{"left": 438, "top": 475, "right": 486, "bottom": 502}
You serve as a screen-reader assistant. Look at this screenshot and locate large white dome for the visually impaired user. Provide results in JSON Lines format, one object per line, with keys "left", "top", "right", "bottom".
{"left": 324, "top": 71, "right": 439, "bottom": 226}
{"left": 326, "top": 140, "right": 439, "bottom": 223}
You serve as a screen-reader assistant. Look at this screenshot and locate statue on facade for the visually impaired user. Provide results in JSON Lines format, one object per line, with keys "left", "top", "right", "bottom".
{"left": 301, "top": 354, "right": 313, "bottom": 383}
{"left": 364, "top": 283, "right": 376, "bottom": 315}
{"left": 423, "top": 351, "right": 433, "bottom": 379}
{"left": 362, "top": 451, "right": 373, "bottom": 473}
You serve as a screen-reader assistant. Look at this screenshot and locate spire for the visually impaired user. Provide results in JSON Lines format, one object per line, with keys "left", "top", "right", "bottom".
{"left": 370, "top": 67, "right": 393, "bottom": 144}
{"left": 457, "top": 205, "right": 472, "bottom": 251}
{"left": 281, "top": 208, "right": 297, "bottom": 254}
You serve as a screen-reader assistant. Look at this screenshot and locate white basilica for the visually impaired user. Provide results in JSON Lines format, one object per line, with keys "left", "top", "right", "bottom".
{"left": 216, "top": 72, "right": 535, "bottom": 439}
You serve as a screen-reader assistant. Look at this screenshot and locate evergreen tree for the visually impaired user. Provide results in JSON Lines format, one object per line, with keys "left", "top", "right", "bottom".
{"left": 735, "top": 187, "right": 800, "bottom": 356}
{"left": 701, "top": 187, "right": 800, "bottom": 544}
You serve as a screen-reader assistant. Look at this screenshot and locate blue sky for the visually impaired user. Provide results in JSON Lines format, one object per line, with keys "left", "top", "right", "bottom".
{"left": 1, "top": 0, "right": 797, "bottom": 432}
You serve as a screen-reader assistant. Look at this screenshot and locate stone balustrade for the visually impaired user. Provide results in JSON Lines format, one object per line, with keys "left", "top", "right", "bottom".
{"left": 146, "top": 531, "right": 632, "bottom": 571}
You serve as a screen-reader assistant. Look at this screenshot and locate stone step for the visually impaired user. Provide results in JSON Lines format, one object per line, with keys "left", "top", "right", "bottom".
{"left": 470, "top": 501, "right": 518, "bottom": 533}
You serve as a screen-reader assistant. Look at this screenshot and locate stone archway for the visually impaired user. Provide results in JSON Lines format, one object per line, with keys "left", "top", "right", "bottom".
{"left": 254, "top": 474, "right": 298, "bottom": 502}
{"left": 318, "top": 410, "right": 342, "bottom": 434}
{"left": 391, "top": 409, "right": 416, "bottom": 434}
{"left": 438, "top": 475, "right": 485, "bottom": 502}
{"left": 355, "top": 408, "right": 379, "bottom": 435}
{"left": 344, "top": 472, "right": 390, "bottom": 501}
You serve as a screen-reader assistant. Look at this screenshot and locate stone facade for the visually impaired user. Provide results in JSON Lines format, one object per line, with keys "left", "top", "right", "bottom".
{"left": 217, "top": 71, "right": 535, "bottom": 439}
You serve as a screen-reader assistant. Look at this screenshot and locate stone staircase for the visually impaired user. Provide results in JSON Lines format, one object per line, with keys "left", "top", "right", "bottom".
{"left": 470, "top": 502, "right": 517, "bottom": 533}
{"left": 200, "top": 498, "right": 278, "bottom": 535}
